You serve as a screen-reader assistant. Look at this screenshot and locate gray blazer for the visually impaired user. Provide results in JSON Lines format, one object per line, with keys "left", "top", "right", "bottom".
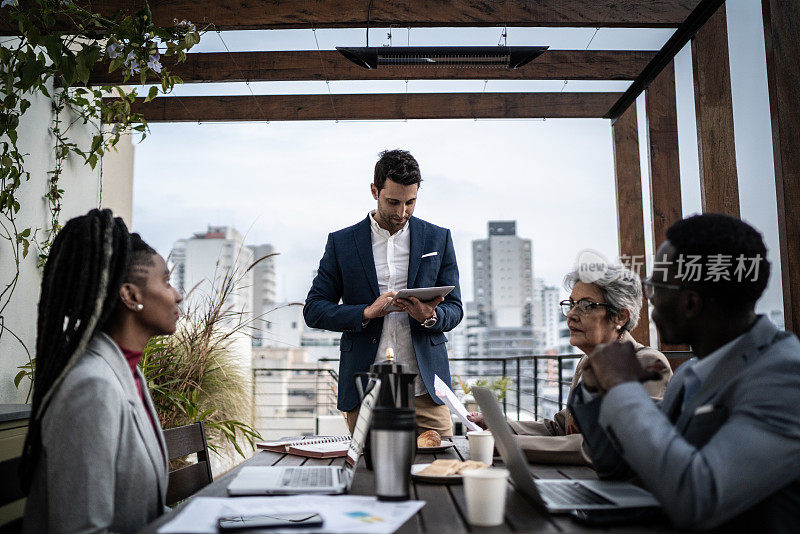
{"left": 24, "top": 333, "right": 168, "bottom": 534}
{"left": 569, "top": 316, "right": 800, "bottom": 531}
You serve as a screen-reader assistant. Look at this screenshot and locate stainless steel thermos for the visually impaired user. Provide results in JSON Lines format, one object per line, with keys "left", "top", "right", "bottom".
{"left": 371, "top": 407, "right": 416, "bottom": 501}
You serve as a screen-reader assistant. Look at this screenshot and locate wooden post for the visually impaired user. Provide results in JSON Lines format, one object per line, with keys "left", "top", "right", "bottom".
{"left": 645, "top": 60, "right": 688, "bottom": 351}
{"left": 612, "top": 103, "right": 650, "bottom": 346}
{"left": 762, "top": 0, "right": 800, "bottom": 334}
{"left": 691, "top": 4, "right": 740, "bottom": 217}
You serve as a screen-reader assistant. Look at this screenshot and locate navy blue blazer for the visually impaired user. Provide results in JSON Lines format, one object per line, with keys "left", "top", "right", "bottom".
{"left": 304, "top": 215, "right": 463, "bottom": 412}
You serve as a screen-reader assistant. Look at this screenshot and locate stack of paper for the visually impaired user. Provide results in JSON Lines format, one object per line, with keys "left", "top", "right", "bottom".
{"left": 257, "top": 435, "right": 350, "bottom": 455}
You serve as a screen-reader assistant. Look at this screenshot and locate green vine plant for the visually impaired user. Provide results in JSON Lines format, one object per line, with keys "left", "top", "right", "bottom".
{"left": 1, "top": 0, "right": 203, "bottom": 395}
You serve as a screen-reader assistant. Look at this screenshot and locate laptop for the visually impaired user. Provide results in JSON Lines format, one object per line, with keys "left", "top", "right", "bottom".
{"left": 227, "top": 379, "right": 381, "bottom": 496}
{"left": 473, "top": 386, "right": 660, "bottom": 512}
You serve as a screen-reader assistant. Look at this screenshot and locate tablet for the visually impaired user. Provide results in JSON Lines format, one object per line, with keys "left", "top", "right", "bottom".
{"left": 382, "top": 286, "right": 455, "bottom": 312}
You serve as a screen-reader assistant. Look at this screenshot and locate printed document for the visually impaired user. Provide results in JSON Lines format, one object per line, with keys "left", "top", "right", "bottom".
{"left": 158, "top": 495, "right": 424, "bottom": 534}
{"left": 434, "top": 374, "right": 482, "bottom": 432}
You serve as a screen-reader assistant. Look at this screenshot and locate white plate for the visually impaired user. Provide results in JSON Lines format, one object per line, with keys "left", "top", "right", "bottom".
{"left": 417, "top": 441, "right": 455, "bottom": 453}
{"left": 411, "top": 463, "right": 462, "bottom": 484}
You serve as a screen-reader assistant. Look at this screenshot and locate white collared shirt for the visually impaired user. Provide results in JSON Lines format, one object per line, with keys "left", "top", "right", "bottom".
{"left": 369, "top": 210, "right": 424, "bottom": 395}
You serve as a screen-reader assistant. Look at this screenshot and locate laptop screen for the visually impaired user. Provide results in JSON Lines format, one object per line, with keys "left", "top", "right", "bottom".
{"left": 473, "top": 386, "right": 546, "bottom": 507}
{"left": 343, "top": 378, "right": 381, "bottom": 482}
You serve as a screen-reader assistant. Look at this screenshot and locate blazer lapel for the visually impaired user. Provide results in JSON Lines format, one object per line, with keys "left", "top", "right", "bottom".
{"left": 93, "top": 334, "right": 169, "bottom": 505}
{"left": 674, "top": 318, "right": 777, "bottom": 431}
{"left": 660, "top": 362, "right": 694, "bottom": 423}
{"left": 128, "top": 396, "right": 169, "bottom": 506}
{"left": 354, "top": 216, "right": 380, "bottom": 298}
{"left": 137, "top": 368, "right": 169, "bottom": 495}
{"left": 407, "top": 217, "right": 425, "bottom": 287}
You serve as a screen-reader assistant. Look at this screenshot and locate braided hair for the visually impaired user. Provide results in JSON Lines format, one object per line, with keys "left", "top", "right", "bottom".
{"left": 19, "top": 209, "right": 155, "bottom": 492}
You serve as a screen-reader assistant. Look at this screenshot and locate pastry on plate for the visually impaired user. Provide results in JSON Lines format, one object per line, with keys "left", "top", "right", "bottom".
{"left": 417, "top": 430, "right": 442, "bottom": 447}
{"left": 417, "top": 459, "right": 462, "bottom": 476}
{"left": 416, "top": 459, "right": 490, "bottom": 477}
{"left": 455, "top": 460, "right": 490, "bottom": 473}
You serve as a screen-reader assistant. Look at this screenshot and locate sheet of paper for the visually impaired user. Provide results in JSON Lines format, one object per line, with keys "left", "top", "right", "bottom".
{"left": 158, "top": 495, "right": 424, "bottom": 534}
{"left": 434, "top": 374, "right": 482, "bottom": 432}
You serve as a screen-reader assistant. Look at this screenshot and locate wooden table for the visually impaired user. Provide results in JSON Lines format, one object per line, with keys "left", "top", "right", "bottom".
{"left": 142, "top": 437, "right": 678, "bottom": 533}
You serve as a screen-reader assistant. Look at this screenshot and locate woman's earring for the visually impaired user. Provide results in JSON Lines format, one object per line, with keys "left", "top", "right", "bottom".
{"left": 616, "top": 324, "right": 621, "bottom": 331}
{"left": 135, "top": 304, "right": 144, "bottom": 311}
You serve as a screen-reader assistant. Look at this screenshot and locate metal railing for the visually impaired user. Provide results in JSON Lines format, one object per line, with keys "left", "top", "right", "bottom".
{"left": 252, "top": 354, "right": 581, "bottom": 440}
{"left": 252, "top": 366, "right": 341, "bottom": 438}
{"left": 317, "top": 354, "right": 583, "bottom": 422}
{"left": 252, "top": 351, "right": 691, "bottom": 439}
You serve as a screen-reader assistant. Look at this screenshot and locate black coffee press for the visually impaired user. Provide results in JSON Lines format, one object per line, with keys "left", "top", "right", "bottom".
{"left": 354, "top": 348, "right": 417, "bottom": 470}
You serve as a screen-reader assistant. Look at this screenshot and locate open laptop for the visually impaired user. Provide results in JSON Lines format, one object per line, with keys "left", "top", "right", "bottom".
{"left": 227, "top": 379, "right": 381, "bottom": 496}
{"left": 473, "top": 386, "right": 660, "bottom": 512}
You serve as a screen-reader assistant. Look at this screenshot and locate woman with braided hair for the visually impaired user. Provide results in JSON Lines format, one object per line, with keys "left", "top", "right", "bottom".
{"left": 21, "top": 209, "right": 182, "bottom": 533}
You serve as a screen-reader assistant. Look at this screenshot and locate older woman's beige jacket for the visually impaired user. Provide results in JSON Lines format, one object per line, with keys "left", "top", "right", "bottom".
{"left": 508, "top": 331, "right": 672, "bottom": 465}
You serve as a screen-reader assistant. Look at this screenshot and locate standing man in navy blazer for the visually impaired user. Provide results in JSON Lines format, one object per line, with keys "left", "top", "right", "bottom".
{"left": 305, "top": 149, "right": 463, "bottom": 436}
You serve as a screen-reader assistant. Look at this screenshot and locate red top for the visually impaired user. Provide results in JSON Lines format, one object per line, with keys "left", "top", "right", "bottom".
{"left": 120, "top": 347, "right": 158, "bottom": 434}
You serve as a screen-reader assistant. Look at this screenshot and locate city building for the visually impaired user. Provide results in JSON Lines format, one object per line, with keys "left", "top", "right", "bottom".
{"left": 533, "top": 278, "right": 561, "bottom": 352}
{"left": 251, "top": 346, "right": 343, "bottom": 440}
{"left": 248, "top": 243, "right": 277, "bottom": 347}
{"left": 472, "top": 221, "right": 533, "bottom": 328}
{"left": 465, "top": 222, "right": 540, "bottom": 415}
{"left": 170, "top": 226, "right": 254, "bottom": 367}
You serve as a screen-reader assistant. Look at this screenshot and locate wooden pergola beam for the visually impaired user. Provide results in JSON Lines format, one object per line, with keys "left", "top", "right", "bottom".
{"left": 645, "top": 60, "right": 687, "bottom": 351}
{"left": 605, "top": 0, "right": 725, "bottom": 120}
{"left": 10, "top": 1, "right": 699, "bottom": 32}
{"left": 646, "top": 61, "right": 682, "bottom": 252}
{"left": 612, "top": 103, "right": 650, "bottom": 346}
{"left": 692, "top": 5, "right": 740, "bottom": 217}
{"left": 89, "top": 50, "right": 656, "bottom": 86}
{"left": 107, "top": 92, "right": 622, "bottom": 122}
{"left": 762, "top": 0, "right": 800, "bottom": 334}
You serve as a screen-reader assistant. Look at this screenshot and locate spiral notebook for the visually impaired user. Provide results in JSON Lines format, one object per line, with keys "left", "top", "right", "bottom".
{"left": 257, "top": 435, "right": 351, "bottom": 457}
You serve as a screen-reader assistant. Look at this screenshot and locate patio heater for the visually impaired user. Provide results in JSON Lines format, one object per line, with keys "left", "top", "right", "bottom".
{"left": 336, "top": 46, "right": 548, "bottom": 69}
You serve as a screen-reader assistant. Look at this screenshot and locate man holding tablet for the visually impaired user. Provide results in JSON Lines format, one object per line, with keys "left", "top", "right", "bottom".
{"left": 305, "top": 149, "right": 463, "bottom": 436}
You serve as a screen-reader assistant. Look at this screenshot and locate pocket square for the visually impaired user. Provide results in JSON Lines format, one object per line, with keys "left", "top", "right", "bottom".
{"left": 694, "top": 404, "right": 715, "bottom": 415}
{"left": 421, "top": 251, "right": 438, "bottom": 258}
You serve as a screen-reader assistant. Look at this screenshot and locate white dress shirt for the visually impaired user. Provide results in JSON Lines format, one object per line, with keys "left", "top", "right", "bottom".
{"left": 369, "top": 210, "right": 425, "bottom": 395}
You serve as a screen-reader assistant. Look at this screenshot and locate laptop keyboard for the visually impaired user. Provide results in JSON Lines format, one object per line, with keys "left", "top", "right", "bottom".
{"left": 281, "top": 467, "right": 334, "bottom": 488}
{"left": 537, "top": 481, "right": 614, "bottom": 506}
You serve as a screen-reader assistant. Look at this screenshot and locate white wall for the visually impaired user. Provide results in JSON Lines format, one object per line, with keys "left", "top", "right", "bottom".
{"left": 101, "top": 134, "right": 135, "bottom": 228}
{"left": 0, "top": 87, "right": 134, "bottom": 404}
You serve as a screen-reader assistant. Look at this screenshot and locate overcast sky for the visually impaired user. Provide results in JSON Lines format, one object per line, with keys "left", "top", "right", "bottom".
{"left": 131, "top": 0, "right": 783, "bottom": 318}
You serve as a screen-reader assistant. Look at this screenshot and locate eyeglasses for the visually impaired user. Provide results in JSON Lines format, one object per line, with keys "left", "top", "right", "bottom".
{"left": 641, "top": 277, "right": 683, "bottom": 300}
{"left": 559, "top": 299, "right": 616, "bottom": 317}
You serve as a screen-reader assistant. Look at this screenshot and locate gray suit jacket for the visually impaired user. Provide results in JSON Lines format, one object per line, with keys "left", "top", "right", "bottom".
{"left": 569, "top": 316, "right": 800, "bottom": 531}
{"left": 24, "top": 333, "right": 168, "bottom": 534}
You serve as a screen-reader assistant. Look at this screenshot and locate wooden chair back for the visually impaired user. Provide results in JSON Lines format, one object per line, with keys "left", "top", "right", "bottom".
{"left": 163, "top": 421, "right": 213, "bottom": 506}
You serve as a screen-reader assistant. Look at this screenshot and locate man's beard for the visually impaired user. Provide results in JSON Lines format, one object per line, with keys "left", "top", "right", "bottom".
{"left": 378, "top": 208, "right": 406, "bottom": 231}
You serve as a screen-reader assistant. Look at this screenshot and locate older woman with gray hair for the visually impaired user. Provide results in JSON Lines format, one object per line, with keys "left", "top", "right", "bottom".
{"left": 468, "top": 264, "right": 671, "bottom": 465}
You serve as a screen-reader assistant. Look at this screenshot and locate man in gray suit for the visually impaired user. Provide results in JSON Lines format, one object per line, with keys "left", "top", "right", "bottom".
{"left": 569, "top": 213, "right": 800, "bottom": 532}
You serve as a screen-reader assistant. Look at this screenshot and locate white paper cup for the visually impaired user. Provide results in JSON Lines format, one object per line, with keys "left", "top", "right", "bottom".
{"left": 467, "top": 430, "right": 495, "bottom": 465}
{"left": 462, "top": 468, "right": 509, "bottom": 526}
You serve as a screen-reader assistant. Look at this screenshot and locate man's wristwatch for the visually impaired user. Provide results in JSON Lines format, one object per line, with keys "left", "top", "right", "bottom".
{"left": 422, "top": 310, "right": 438, "bottom": 328}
